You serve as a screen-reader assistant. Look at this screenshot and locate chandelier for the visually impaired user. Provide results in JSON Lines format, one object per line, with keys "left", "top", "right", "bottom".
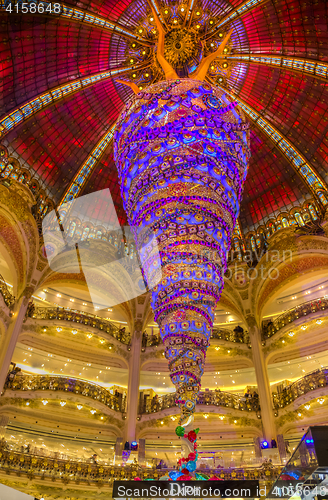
{"left": 114, "top": 4, "right": 250, "bottom": 425}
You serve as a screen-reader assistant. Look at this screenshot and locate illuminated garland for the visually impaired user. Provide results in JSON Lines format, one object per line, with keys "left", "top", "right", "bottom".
{"left": 114, "top": 78, "right": 249, "bottom": 423}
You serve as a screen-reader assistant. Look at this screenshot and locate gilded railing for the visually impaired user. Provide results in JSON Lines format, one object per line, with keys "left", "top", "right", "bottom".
{"left": 211, "top": 327, "right": 249, "bottom": 344}
{"left": 139, "top": 390, "right": 260, "bottom": 414}
{"left": 4, "top": 374, "right": 126, "bottom": 413}
{"left": 272, "top": 368, "right": 328, "bottom": 409}
{"left": 28, "top": 306, "right": 131, "bottom": 345}
{"left": 0, "top": 442, "right": 282, "bottom": 483}
{"left": 0, "top": 273, "right": 15, "bottom": 308}
{"left": 262, "top": 296, "right": 328, "bottom": 339}
{"left": 142, "top": 327, "right": 249, "bottom": 349}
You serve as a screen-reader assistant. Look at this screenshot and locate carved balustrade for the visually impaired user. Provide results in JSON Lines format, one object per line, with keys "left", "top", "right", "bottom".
{"left": 139, "top": 390, "right": 260, "bottom": 414}
{"left": 4, "top": 374, "right": 126, "bottom": 413}
{"left": 0, "top": 273, "right": 15, "bottom": 308}
{"left": 0, "top": 440, "right": 282, "bottom": 483}
{"left": 272, "top": 368, "right": 328, "bottom": 409}
{"left": 28, "top": 306, "right": 131, "bottom": 345}
{"left": 262, "top": 296, "right": 328, "bottom": 339}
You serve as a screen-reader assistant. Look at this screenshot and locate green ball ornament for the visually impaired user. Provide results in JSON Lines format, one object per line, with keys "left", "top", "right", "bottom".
{"left": 175, "top": 426, "right": 185, "bottom": 437}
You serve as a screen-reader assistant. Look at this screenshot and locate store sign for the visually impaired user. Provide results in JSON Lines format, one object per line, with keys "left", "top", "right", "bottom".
{"left": 113, "top": 480, "right": 260, "bottom": 498}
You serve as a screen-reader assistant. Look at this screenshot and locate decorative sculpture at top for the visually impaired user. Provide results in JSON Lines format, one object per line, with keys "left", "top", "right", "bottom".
{"left": 114, "top": 4, "right": 250, "bottom": 425}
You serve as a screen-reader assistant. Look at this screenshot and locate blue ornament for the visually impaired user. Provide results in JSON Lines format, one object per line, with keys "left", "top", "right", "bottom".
{"left": 169, "top": 471, "right": 183, "bottom": 480}
{"left": 186, "top": 461, "right": 197, "bottom": 472}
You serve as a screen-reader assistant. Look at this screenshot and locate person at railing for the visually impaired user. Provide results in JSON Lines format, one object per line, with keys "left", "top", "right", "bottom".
{"left": 142, "top": 331, "right": 148, "bottom": 348}
{"left": 118, "top": 327, "right": 126, "bottom": 342}
{"left": 151, "top": 394, "right": 159, "bottom": 412}
{"left": 89, "top": 453, "right": 98, "bottom": 464}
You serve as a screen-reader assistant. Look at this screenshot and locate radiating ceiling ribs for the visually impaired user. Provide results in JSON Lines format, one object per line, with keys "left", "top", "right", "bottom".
{"left": 208, "top": 78, "right": 328, "bottom": 205}
{"left": 60, "top": 127, "right": 115, "bottom": 205}
{"left": 204, "top": 0, "right": 270, "bottom": 40}
{"left": 226, "top": 54, "right": 328, "bottom": 82}
{"left": 0, "top": 64, "right": 148, "bottom": 140}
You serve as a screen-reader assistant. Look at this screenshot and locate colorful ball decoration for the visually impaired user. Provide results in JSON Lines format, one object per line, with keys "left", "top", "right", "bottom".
{"left": 175, "top": 426, "right": 185, "bottom": 437}
{"left": 114, "top": 79, "right": 249, "bottom": 423}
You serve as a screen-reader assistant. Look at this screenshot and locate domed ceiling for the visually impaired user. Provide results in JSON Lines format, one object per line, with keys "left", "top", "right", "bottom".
{"left": 1, "top": 0, "right": 328, "bottom": 233}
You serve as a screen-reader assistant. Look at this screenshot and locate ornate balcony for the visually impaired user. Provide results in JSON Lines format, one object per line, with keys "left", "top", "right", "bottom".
{"left": 27, "top": 306, "right": 131, "bottom": 345}
{"left": 0, "top": 273, "right": 15, "bottom": 308}
{"left": 4, "top": 374, "right": 126, "bottom": 413}
{"left": 139, "top": 390, "right": 260, "bottom": 414}
{"left": 0, "top": 440, "right": 282, "bottom": 483}
{"left": 262, "top": 296, "right": 328, "bottom": 340}
{"left": 141, "top": 327, "right": 249, "bottom": 350}
{"left": 272, "top": 368, "right": 328, "bottom": 409}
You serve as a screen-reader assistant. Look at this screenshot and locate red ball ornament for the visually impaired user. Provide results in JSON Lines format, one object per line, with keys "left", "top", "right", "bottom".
{"left": 188, "top": 430, "right": 197, "bottom": 442}
{"left": 184, "top": 434, "right": 188, "bottom": 438}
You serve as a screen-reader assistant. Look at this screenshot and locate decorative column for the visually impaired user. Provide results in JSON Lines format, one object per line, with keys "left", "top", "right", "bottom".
{"left": 124, "top": 325, "right": 142, "bottom": 443}
{"left": 247, "top": 315, "right": 276, "bottom": 443}
{"left": 0, "top": 287, "right": 33, "bottom": 395}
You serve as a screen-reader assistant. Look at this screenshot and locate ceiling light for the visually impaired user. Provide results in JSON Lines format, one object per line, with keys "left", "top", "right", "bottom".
{"left": 70, "top": 298, "right": 74, "bottom": 302}
{"left": 26, "top": 401, "right": 30, "bottom": 406}
{"left": 72, "top": 329, "right": 77, "bottom": 334}
{"left": 60, "top": 401, "right": 66, "bottom": 407}
{"left": 87, "top": 334, "right": 93, "bottom": 339}
{"left": 219, "top": 415, "right": 224, "bottom": 420}
{"left": 301, "top": 325, "right": 307, "bottom": 330}
{"left": 204, "top": 414, "right": 208, "bottom": 419}
{"left": 150, "top": 17, "right": 154, "bottom": 21}
{"left": 304, "top": 404, "right": 310, "bottom": 410}
{"left": 181, "top": 7, "right": 184, "bottom": 12}
{"left": 316, "top": 319, "right": 322, "bottom": 325}
{"left": 318, "top": 398, "right": 324, "bottom": 405}
{"left": 77, "top": 405, "right": 83, "bottom": 410}
{"left": 234, "top": 420, "right": 237, "bottom": 423}
{"left": 56, "top": 293, "right": 61, "bottom": 298}
{"left": 42, "top": 400, "right": 48, "bottom": 405}
{"left": 56, "top": 327, "right": 62, "bottom": 332}
{"left": 288, "top": 331, "right": 294, "bottom": 336}
{"left": 298, "top": 412, "right": 302, "bottom": 417}
{"left": 90, "top": 410, "right": 96, "bottom": 414}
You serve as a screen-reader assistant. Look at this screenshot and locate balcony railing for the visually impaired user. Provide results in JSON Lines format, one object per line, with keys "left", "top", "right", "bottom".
{"left": 4, "top": 374, "right": 126, "bottom": 413}
{"left": 0, "top": 441, "right": 282, "bottom": 483}
{"left": 139, "top": 390, "right": 260, "bottom": 414}
{"left": 28, "top": 306, "right": 131, "bottom": 345}
{"left": 141, "top": 327, "right": 249, "bottom": 350}
{"left": 211, "top": 327, "right": 249, "bottom": 344}
{"left": 262, "top": 296, "right": 328, "bottom": 339}
{"left": 272, "top": 367, "right": 328, "bottom": 409}
{"left": 0, "top": 273, "right": 15, "bottom": 308}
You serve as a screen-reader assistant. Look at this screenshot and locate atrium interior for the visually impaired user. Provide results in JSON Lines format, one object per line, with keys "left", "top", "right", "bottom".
{"left": 1, "top": 0, "right": 328, "bottom": 498}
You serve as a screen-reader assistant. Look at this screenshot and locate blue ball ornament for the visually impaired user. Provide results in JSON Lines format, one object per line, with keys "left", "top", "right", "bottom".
{"left": 186, "top": 461, "right": 196, "bottom": 472}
